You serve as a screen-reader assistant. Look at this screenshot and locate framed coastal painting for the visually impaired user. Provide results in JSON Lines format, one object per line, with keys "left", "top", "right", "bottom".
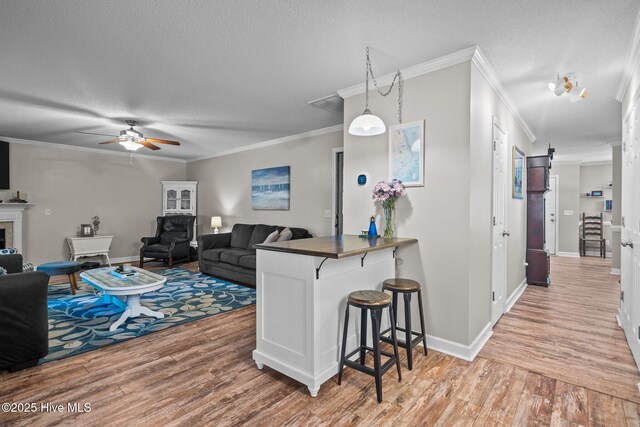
{"left": 389, "top": 120, "right": 424, "bottom": 187}
{"left": 251, "top": 166, "right": 290, "bottom": 210}
{"left": 512, "top": 146, "right": 524, "bottom": 199}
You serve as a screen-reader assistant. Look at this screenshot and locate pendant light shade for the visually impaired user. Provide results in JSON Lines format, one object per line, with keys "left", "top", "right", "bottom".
{"left": 349, "top": 108, "right": 386, "bottom": 136}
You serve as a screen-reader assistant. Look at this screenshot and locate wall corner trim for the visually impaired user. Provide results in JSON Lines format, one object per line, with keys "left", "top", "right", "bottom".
{"left": 336, "top": 46, "right": 536, "bottom": 143}
{"left": 556, "top": 252, "right": 581, "bottom": 258}
{"left": 617, "top": 7, "right": 640, "bottom": 102}
{"left": 0, "top": 136, "right": 188, "bottom": 163}
{"left": 470, "top": 48, "right": 536, "bottom": 142}
{"left": 425, "top": 321, "right": 492, "bottom": 362}
{"left": 186, "top": 124, "right": 344, "bottom": 163}
{"left": 506, "top": 278, "right": 527, "bottom": 313}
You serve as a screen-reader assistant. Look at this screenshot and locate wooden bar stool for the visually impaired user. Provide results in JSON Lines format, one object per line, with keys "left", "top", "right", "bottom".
{"left": 338, "top": 290, "right": 402, "bottom": 403}
{"left": 380, "top": 278, "right": 428, "bottom": 370}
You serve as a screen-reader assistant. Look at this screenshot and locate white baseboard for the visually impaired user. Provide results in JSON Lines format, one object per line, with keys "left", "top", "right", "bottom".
{"left": 506, "top": 278, "right": 527, "bottom": 312}
{"left": 557, "top": 252, "right": 580, "bottom": 258}
{"left": 425, "top": 322, "right": 492, "bottom": 362}
{"left": 611, "top": 268, "right": 621, "bottom": 275}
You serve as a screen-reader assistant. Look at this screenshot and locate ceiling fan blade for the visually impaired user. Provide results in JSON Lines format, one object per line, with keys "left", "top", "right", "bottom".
{"left": 99, "top": 139, "right": 120, "bottom": 145}
{"left": 76, "top": 131, "right": 117, "bottom": 137}
{"left": 140, "top": 140, "right": 161, "bottom": 150}
{"left": 145, "top": 137, "right": 180, "bottom": 146}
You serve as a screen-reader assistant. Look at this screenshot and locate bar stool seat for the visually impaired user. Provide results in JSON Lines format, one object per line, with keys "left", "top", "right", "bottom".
{"left": 338, "top": 290, "right": 401, "bottom": 403}
{"left": 382, "top": 278, "right": 421, "bottom": 292}
{"left": 348, "top": 290, "right": 391, "bottom": 307}
{"left": 381, "top": 278, "right": 428, "bottom": 370}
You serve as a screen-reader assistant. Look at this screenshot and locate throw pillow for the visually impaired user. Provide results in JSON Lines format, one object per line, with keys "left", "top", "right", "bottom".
{"left": 0, "top": 267, "right": 6, "bottom": 276}
{"left": 0, "top": 248, "right": 18, "bottom": 255}
{"left": 276, "top": 227, "right": 293, "bottom": 242}
{"left": 263, "top": 230, "right": 280, "bottom": 244}
{"left": 22, "top": 262, "right": 34, "bottom": 272}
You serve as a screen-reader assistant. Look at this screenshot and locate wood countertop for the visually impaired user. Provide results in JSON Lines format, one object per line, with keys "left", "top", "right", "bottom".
{"left": 254, "top": 235, "right": 417, "bottom": 259}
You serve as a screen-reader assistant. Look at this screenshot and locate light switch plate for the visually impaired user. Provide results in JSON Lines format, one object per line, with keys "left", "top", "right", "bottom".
{"left": 44, "top": 209, "right": 51, "bottom": 216}
{"left": 564, "top": 210, "right": 574, "bottom": 216}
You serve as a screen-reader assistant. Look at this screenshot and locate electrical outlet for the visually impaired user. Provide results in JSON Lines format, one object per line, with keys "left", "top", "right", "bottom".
{"left": 44, "top": 209, "right": 51, "bottom": 216}
{"left": 324, "top": 209, "right": 331, "bottom": 218}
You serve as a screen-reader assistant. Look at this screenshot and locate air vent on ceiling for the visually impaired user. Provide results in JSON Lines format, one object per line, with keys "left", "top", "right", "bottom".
{"left": 308, "top": 93, "right": 344, "bottom": 114}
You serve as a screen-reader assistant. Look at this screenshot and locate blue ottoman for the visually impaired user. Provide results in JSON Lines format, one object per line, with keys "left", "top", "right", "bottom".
{"left": 37, "top": 261, "right": 81, "bottom": 295}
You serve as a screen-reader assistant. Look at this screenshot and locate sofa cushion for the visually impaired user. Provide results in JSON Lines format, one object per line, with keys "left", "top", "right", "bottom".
{"left": 248, "top": 224, "right": 279, "bottom": 249}
{"left": 230, "top": 224, "right": 256, "bottom": 249}
{"left": 220, "top": 249, "right": 254, "bottom": 265}
{"left": 277, "top": 227, "right": 293, "bottom": 242}
{"left": 238, "top": 254, "right": 256, "bottom": 270}
{"left": 201, "top": 248, "right": 226, "bottom": 263}
{"left": 277, "top": 226, "right": 310, "bottom": 240}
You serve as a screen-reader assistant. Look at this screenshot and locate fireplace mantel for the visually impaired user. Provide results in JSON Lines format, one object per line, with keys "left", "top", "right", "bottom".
{"left": 0, "top": 203, "right": 31, "bottom": 254}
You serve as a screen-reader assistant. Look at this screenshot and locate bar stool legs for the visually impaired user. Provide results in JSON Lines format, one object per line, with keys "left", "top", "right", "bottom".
{"left": 382, "top": 279, "right": 428, "bottom": 371}
{"left": 338, "top": 290, "right": 402, "bottom": 403}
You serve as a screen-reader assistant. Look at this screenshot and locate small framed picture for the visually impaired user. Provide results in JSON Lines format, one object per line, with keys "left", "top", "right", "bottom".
{"left": 389, "top": 120, "right": 425, "bottom": 187}
{"left": 512, "top": 146, "right": 524, "bottom": 199}
{"left": 80, "top": 224, "right": 94, "bottom": 237}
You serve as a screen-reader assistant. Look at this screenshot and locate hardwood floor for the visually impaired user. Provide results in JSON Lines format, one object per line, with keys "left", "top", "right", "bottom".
{"left": 2, "top": 257, "right": 639, "bottom": 426}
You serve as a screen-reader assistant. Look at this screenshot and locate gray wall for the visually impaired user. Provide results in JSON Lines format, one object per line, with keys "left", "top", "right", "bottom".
{"left": 0, "top": 142, "right": 187, "bottom": 264}
{"left": 186, "top": 131, "right": 343, "bottom": 237}
{"left": 612, "top": 146, "right": 622, "bottom": 270}
{"left": 342, "top": 60, "right": 532, "bottom": 347}
{"left": 553, "top": 164, "right": 581, "bottom": 254}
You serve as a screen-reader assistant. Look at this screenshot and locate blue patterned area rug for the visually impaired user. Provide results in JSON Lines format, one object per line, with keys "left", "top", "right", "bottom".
{"left": 43, "top": 268, "right": 255, "bottom": 364}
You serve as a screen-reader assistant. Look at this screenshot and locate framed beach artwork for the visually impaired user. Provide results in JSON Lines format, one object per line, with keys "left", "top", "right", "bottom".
{"left": 251, "top": 166, "right": 291, "bottom": 210}
{"left": 512, "top": 146, "right": 524, "bottom": 199}
{"left": 389, "top": 120, "right": 424, "bottom": 187}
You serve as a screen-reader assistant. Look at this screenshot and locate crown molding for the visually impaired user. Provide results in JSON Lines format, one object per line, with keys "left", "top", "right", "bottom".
{"left": 0, "top": 136, "right": 187, "bottom": 163}
{"left": 471, "top": 47, "right": 536, "bottom": 142}
{"left": 187, "top": 124, "right": 344, "bottom": 162}
{"left": 337, "top": 46, "right": 478, "bottom": 99}
{"left": 616, "top": 7, "right": 640, "bottom": 101}
{"left": 336, "top": 45, "right": 535, "bottom": 143}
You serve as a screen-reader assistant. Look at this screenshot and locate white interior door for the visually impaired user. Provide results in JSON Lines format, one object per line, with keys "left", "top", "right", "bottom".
{"left": 491, "top": 118, "right": 508, "bottom": 326}
{"left": 622, "top": 103, "right": 640, "bottom": 368}
{"left": 545, "top": 176, "right": 558, "bottom": 255}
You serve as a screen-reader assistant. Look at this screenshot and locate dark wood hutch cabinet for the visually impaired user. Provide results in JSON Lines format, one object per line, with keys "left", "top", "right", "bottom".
{"left": 526, "top": 155, "right": 551, "bottom": 287}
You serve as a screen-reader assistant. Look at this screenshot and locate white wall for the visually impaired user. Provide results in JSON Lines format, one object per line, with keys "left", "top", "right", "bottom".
{"left": 186, "top": 131, "right": 343, "bottom": 237}
{"left": 0, "top": 142, "right": 187, "bottom": 264}
{"left": 553, "top": 164, "right": 581, "bottom": 254}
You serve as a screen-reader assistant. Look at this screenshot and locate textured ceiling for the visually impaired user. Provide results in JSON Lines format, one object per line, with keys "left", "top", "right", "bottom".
{"left": 0, "top": 0, "right": 637, "bottom": 160}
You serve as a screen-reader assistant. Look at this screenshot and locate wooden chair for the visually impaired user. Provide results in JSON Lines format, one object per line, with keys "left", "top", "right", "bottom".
{"left": 579, "top": 213, "right": 606, "bottom": 258}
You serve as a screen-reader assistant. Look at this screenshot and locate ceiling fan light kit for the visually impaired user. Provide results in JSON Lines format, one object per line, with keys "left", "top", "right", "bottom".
{"left": 548, "top": 73, "right": 588, "bottom": 101}
{"left": 348, "top": 47, "right": 403, "bottom": 137}
{"left": 95, "top": 120, "right": 181, "bottom": 152}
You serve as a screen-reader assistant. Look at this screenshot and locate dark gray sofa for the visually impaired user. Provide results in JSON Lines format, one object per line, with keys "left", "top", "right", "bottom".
{"left": 198, "top": 223, "right": 312, "bottom": 286}
{"left": 0, "top": 254, "right": 50, "bottom": 372}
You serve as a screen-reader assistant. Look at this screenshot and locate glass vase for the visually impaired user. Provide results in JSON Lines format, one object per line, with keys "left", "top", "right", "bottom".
{"left": 383, "top": 203, "right": 395, "bottom": 238}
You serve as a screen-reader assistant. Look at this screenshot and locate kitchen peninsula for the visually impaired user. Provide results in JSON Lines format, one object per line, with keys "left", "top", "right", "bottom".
{"left": 252, "top": 235, "right": 417, "bottom": 396}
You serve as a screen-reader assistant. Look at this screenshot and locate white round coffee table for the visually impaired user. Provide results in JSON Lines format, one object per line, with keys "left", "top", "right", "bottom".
{"left": 80, "top": 267, "right": 167, "bottom": 332}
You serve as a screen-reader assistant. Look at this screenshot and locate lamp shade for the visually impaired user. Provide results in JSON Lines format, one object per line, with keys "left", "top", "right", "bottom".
{"left": 210, "top": 216, "right": 222, "bottom": 228}
{"left": 119, "top": 139, "right": 143, "bottom": 151}
{"left": 348, "top": 109, "right": 386, "bottom": 136}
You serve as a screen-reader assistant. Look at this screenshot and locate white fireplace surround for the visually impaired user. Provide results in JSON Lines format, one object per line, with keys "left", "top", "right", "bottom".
{"left": 0, "top": 204, "right": 31, "bottom": 254}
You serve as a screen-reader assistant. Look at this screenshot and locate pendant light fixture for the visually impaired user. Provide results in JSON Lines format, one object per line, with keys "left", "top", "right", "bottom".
{"left": 348, "top": 47, "right": 403, "bottom": 136}
{"left": 548, "top": 73, "right": 589, "bottom": 101}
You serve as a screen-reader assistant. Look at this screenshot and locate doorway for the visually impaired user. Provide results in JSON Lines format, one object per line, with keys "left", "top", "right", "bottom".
{"left": 545, "top": 175, "right": 559, "bottom": 255}
{"left": 332, "top": 148, "right": 344, "bottom": 235}
{"left": 491, "top": 118, "right": 508, "bottom": 326}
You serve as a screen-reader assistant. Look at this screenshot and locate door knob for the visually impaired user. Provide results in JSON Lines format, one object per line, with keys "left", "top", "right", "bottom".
{"left": 502, "top": 231, "right": 510, "bottom": 237}
{"left": 622, "top": 240, "right": 634, "bottom": 248}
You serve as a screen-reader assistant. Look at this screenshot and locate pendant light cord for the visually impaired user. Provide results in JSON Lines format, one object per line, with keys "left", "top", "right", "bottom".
{"left": 365, "top": 47, "right": 403, "bottom": 124}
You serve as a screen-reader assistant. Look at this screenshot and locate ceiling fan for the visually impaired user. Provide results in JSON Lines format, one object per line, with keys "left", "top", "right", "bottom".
{"left": 77, "top": 120, "right": 181, "bottom": 151}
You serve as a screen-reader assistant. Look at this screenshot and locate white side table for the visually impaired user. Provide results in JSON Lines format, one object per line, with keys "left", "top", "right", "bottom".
{"left": 66, "top": 235, "right": 114, "bottom": 266}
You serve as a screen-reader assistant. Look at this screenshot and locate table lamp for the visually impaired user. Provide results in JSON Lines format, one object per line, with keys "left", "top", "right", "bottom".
{"left": 211, "top": 216, "right": 222, "bottom": 234}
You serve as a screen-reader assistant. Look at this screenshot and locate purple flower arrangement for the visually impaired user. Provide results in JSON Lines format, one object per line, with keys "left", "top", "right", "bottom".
{"left": 372, "top": 179, "right": 406, "bottom": 206}
{"left": 372, "top": 179, "right": 406, "bottom": 238}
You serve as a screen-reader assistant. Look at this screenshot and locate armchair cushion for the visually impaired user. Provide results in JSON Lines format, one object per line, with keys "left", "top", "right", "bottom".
{"left": 160, "top": 232, "right": 187, "bottom": 244}
{"left": 141, "top": 236, "right": 161, "bottom": 245}
{"left": 0, "top": 254, "right": 24, "bottom": 274}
